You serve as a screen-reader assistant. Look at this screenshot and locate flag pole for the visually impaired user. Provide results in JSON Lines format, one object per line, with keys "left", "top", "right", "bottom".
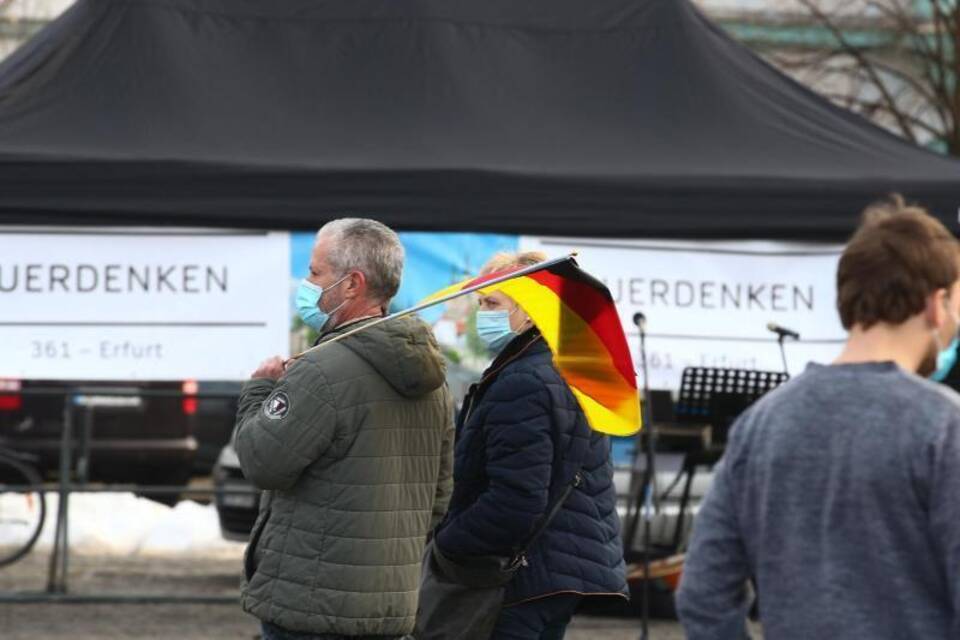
{"left": 286, "top": 253, "right": 576, "bottom": 363}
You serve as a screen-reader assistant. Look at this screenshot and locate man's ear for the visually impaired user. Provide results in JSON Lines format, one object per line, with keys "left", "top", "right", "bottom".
{"left": 926, "top": 288, "right": 948, "bottom": 328}
{"left": 344, "top": 270, "right": 366, "bottom": 299}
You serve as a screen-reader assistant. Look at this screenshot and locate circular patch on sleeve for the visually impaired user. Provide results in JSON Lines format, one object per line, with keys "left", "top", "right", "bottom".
{"left": 263, "top": 391, "right": 291, "bottom": 420}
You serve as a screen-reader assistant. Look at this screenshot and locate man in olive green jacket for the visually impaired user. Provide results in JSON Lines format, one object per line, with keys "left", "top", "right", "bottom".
{"left": 234, "top": 219, "right": 454, "bottom": 639}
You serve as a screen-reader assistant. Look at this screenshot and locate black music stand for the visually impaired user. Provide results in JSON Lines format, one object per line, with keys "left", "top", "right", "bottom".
{"left": 676, "top": 367, "right": 789, "bottom": 442}
{"left": 668, "top": 367, "right": 788, "bottom": 551}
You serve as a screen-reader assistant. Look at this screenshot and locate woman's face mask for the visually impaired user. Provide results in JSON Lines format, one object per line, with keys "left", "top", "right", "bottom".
{"left": 476, "top": 307, "right": 520, "bottom": 353}
{"left": 295, "top": 274, "right": 348, "bottom": 332}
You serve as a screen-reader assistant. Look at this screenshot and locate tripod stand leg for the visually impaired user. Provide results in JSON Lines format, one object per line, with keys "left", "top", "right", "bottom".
{"left": 672, "top": 461, "right": 696, "bottom": 552}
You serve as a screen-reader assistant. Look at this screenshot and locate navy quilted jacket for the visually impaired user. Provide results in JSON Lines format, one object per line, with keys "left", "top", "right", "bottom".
{"left": 435, "top": 330, "right": 628, "bottom": 605}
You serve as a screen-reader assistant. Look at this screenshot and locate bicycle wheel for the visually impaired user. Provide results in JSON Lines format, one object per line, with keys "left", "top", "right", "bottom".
{"left": 0, "top": 456, "right": 46, "bottom": 568}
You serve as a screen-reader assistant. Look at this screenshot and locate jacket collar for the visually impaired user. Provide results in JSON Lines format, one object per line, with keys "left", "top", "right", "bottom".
{"left": 479, "top": 328, "right": 546, "bottom": 387}
{"left": 312, "top": 315, "right": 383, "bottom": 347}
{"left": 456, "top": 329, "right": 546, "bottom": 429}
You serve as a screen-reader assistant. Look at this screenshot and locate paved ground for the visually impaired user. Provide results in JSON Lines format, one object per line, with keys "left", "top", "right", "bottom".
{"left": 0, "top": 602, "right": 697, "bottom": 640}
{"left": 0, "top": 551, "right": 762, "bottom": 639}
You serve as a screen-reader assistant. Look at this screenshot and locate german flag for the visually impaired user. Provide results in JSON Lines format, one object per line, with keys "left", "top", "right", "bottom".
{"left": 425, "top": 257, "right": 640, "bottom": 436}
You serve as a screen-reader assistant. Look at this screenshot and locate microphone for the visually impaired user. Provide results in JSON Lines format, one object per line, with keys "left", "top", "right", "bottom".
{"left": 767, "top": 322, "right": 800, "bottom": 340}
{"left": 633, "top": 312, "right": 646, "bottom": 332}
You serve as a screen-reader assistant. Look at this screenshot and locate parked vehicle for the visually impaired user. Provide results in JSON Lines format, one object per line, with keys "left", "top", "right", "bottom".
{"left": 212, "top": 443, "right": 259, "bottom": 541}
{"left": 0, "top": 378, "right": 240, "bottom": 504}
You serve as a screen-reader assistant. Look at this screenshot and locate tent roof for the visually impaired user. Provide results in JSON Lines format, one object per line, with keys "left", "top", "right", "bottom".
{"left": 0, "top": 0, "right": 957, "bottom": 239}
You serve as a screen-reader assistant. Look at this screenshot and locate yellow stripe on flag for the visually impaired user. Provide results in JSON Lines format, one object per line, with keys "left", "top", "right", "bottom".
{"left": 485, "top": 277, "right": 641, "bottom": 436}
{"left": 570, "top": 388, "right": 640, "bottom": 437}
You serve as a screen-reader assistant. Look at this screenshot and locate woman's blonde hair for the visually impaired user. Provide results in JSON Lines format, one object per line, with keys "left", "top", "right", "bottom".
{"left": 479, "top": 251, "right": 547, "bottom": 276}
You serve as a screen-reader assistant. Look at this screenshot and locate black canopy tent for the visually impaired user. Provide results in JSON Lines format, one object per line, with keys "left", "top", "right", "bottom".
{"left": 0, "top": 0, "right": 957, "bottom": 240}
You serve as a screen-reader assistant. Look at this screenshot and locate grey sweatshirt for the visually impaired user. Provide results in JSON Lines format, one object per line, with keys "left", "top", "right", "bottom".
{"left": 676, "top": 362, "right": 960, "bottom": 639}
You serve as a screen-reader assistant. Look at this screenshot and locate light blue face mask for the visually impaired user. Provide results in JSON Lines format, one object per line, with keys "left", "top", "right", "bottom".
{"left": 476, "top": 309, "right": 518, "bottom": 353}
{"left": 295, "top": 275, "right": 348, "bottom": 332}
{"left": 931, "top": 306, "right": 960, "bottom": 382}
{"left": 932, "top": 338, "right": 960, "bottom": 382}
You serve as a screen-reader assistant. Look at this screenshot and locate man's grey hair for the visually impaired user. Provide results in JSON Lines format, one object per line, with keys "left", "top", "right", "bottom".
{"left": 316, "top": 218, "right": 405, "bottom": 303}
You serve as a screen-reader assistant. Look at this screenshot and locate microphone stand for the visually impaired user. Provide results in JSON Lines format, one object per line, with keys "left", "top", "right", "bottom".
{"left": 768, "top": 323, "right": 799, "bottom": 376}
{"left": 777, "top": 335, "right": 789, "bottom": 376}
{"left": 634, "top": 313, "right": 656, "bottom": 640}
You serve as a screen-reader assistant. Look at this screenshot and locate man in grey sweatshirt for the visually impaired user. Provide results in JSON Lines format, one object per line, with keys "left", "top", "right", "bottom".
{"left": 677, "top": 195, "right": 960, "bottom": 639}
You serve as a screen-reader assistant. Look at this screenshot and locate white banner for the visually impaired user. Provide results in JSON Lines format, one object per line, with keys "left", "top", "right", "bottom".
{"left": 521, "top": 236, "right": 847, "bottom": 390}
{"left": 0, "top": 229, "right": 290, "bottom": 380}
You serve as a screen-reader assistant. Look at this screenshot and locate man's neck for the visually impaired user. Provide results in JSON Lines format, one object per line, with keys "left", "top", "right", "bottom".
{"left": 834, "top": 321, "right": 927, "bottom": 373}
{"left": 329, "top": 300, "right": 384, "bottom": 330}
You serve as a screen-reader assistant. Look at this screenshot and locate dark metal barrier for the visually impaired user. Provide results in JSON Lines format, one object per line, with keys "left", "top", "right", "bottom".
{"left": 0, "top": 386, "right": 256, "bottom": 604}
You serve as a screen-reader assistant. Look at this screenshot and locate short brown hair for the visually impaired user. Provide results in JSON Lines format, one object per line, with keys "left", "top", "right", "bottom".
{"left": 479, "top": 251, "right": 547, "bottom": 276}
{"left": 837, "top": 194, "right": 960, "bottom": 330}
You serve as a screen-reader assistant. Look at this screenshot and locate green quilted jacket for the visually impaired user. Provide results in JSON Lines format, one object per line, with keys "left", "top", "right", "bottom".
{"left": 234, "top": 315, "right": 454, "bottom": 636}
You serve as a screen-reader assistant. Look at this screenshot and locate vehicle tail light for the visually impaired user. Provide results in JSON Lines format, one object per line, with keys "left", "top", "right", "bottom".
{"left": 0, "top": 378, "right": 22, "bottom": 411}
{"left": 181, "top": 379, "right": 198, "bottom": 416}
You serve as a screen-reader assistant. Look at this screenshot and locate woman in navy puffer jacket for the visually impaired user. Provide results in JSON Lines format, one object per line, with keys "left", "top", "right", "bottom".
{"left": 435, "top": 252, "right": 628, "bottom": 640}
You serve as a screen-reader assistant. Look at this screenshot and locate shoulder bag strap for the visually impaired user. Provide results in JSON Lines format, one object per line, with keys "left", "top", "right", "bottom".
{"left": 510, "top": 466, "right": 583, "bottom": 568}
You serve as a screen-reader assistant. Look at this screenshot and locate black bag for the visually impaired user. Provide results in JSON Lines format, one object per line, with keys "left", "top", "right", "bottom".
{"left": 412, "top": 470, "right": 582, "bottom": 640}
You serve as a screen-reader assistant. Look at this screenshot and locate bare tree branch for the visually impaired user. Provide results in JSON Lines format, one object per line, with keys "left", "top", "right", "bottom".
{"left": 777, "top": 37, "right": 950, "bottom": 133}
{"left": 768, "top": 49, "right": 837, "bottom": 71}
{"left": 819, "top": 47, "right": 941, "bottom": 104}
{"left": 780, "top": 0, "right": 960, "bottom": 152}
{"left": 795, "top": 0, "right": 921, "bottom": 142}
{"left": 820, "top": 91, "right": 947, "bottom": 138}
{"left": 827, "top": 51, "right": 950, "bottom": 129}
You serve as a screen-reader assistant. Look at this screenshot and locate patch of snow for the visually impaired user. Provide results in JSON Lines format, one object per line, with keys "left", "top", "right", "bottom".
{"left": 2, "top": 493, "right": 245, "bottom": 557}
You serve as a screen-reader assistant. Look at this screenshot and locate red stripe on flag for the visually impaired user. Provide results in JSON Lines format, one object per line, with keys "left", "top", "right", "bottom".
{"left": 456, "top": 265, "right": 523, "bottom": 293}
{"left": 528, "top": 268, "right": 636, "bottom": 389}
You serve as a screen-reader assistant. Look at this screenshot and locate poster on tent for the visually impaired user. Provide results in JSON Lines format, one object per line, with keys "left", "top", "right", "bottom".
{"left": 519, "top": 236, "right": 847, "bottom": 390}
{"left": 0, "top": 229, "right": 290, "bottom": 380}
